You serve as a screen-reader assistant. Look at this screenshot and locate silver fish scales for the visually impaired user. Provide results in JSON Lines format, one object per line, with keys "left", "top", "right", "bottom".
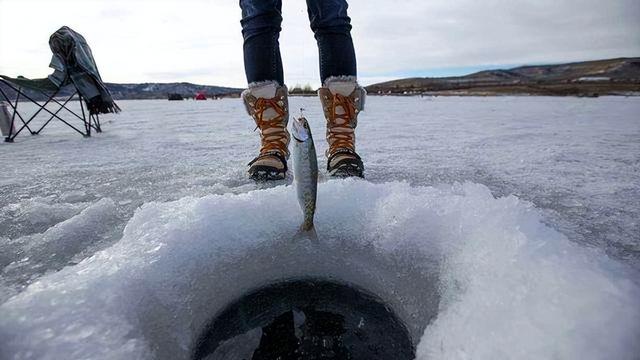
{"left": 291, "top": 114, "right": 318, "bottom": 235}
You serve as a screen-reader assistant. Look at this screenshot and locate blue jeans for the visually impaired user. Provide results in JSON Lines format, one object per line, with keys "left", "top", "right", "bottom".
{"left": 240, "top": 0, "right": 357, "bottom": 86}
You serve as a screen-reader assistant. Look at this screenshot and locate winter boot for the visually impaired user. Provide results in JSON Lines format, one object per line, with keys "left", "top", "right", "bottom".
{"left": 318, "top": 77, "right": 366, "bottom": 178}
{"left": 242, "top": 81, "right": 290, "bottom": 181}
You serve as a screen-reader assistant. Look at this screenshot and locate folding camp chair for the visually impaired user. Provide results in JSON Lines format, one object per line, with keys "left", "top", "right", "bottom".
{"left": 0, "top": 26, "right": 119, "bottom": 143}
{"left": 0, "top": 75, "right": 101, "bottom": 142}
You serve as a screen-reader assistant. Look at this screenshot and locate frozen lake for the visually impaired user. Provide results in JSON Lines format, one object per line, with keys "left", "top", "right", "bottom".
{"left": 1, "top": 96, "right": 639, "bottom": 359}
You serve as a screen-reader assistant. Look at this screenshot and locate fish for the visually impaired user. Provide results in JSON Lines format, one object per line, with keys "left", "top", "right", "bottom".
{"left": 291, "top": 114, "right": 318, "bottom": 239}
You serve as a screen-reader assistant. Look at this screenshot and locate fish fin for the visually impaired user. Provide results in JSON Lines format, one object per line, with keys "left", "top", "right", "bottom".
{"left": 294, "top": 223, "right": 318, "bottom": 243}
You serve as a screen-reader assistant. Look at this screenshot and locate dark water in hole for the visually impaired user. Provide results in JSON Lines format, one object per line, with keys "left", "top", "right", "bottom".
{"left": 193, "top": 279, "right": 414, "bottom": 360}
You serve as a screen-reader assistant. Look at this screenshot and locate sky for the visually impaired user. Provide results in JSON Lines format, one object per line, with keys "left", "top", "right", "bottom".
{"left": 0, "top": 0, "right": 639, "bottom": 88}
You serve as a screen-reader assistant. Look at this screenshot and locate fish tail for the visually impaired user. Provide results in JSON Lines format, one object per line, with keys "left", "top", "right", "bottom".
{"left": 301, "top": 218, "right": 314, "bottom": 232}
{"left": 294, "top": 222, "right": 318, "bottom": 243}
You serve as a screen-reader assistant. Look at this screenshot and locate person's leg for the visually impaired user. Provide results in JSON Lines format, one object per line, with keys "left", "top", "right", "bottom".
{"left": 305, "top": 0, "right": 356, "bottom": 83}
{"left": 240, "top": 0, "right": 290, "bottom": 180}
{"left": 240, "top": 0, "right": 284, "bottom": 85}
{"left": 306, "top": 0, "right": 365, "bottom": 178}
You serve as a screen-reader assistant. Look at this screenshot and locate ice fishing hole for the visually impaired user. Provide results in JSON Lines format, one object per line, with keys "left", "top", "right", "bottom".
{"left": 192, "top": 278, "right": 415, "bottom": 359}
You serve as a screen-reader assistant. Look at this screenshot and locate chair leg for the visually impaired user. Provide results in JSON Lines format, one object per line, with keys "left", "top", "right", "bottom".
{"left": 35, "top": 94, "right": 75, "bottom": 134}
{"left": 89, "top": 114, "right": 102, "bottom": 133}
{"left": 79, "top": 95, "right": 90, "bottom": 137}
{"left": 10, "top": 86, "right": 88, "bottom": 137}
{"left": 0, "top": 79, "right": 109, "bottom": 140}
{"left": 0, "top": 82, "right": 88, "bottom": 138}
{"left": 12, "top": 88, "right": 37, "bottom": 135}
{"left": 0, "top": 85, "right": 37, "bottom": 140}
{"left": 1, "top": 99, "right": 27, "bottom": 141}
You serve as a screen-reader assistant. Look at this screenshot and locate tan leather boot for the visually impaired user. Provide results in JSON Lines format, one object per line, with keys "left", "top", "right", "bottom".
{"left": 242, "top": 81, "right": 290, "bottom": 180}
{"left": 318, "top": 77, "right": 365, "bottom": 178}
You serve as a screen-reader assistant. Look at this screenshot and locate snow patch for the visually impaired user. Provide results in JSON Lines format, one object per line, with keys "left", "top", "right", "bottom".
{"left": 0, "top": 197, "right": 91, "bottom": 237}
{"left": 1, "top": 198, "right": 121, "bottom": 302}
{"left": 0, "top": 181, "right": 638, "bottom": 360}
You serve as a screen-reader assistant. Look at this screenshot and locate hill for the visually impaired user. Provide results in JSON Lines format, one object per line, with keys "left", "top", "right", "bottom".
{"left": 366, "top": 57, "right": 640, "bottom": 96}
{"left": 0, "top": 81, "right": 242, "bottom": 101}
{"left": 105, "top": 82, "right": 241, "bottom": 100}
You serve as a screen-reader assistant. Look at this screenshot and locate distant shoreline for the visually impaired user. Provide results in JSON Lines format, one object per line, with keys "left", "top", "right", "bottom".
{"left": 364, "top": 57, "right": 640, "bottom": 98}
{"left": 2, "top": 57, "right": 638, "bottom": 101}
{"left": 8, "top": 92, "right": 640, "bottom": 104}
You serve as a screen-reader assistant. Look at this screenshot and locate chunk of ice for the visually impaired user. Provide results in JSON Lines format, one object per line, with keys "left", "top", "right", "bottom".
{"left": 0, "top": 181, "right": 638, "bottom": 360}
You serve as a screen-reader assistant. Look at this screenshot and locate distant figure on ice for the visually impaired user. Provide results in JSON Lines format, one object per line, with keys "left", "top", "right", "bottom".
{"left": 240, "top": 0, "right": 366, "bottom": 181}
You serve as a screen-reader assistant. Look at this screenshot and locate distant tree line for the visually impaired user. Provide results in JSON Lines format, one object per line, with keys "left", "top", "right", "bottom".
{"left": 289, "top": 83, "right": 316, "bottom": 95}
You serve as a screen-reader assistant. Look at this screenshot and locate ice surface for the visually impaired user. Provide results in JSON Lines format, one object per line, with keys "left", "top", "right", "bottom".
{"left": 0, "top": 198, "right": 121, "bottom": 302}
{"left": 1, "top": 97, "right": 638, "bottom": 267}
{"left": 1, "top": 97, "right": 639, "bottom": 359}
{"left": 0, "top": 181, "right": 638, "bottom": 359}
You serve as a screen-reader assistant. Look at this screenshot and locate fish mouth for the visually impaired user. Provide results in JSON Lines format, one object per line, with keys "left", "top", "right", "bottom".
{"left": 291, "top": 117, "right": 310, "bottom": 142}
{"left": 291, "top": 133, "right": 305, "bottom": 143}
{"left": 291, "top": 129, "right": 309, "bottom": 142}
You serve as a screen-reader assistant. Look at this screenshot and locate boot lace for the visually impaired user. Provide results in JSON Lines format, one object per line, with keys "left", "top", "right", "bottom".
{"left": 253, "top": 97, "right": 288, "bottom": 157}
{"left": 327, "top": 93, "right": 356, "bottom": 155}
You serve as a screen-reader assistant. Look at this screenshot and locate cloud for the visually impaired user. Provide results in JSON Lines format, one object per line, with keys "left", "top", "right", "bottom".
{"left": 349, "top": 0, "right": 640, "bottom": 76}
{"left": 0, "top": 0, "right": 638, "bottom": 88}
{"left": 143, "top": 68, "right": 228, "bottom": 82}
{"left": 99, "top": 8, "right": 131, "bottom": 20}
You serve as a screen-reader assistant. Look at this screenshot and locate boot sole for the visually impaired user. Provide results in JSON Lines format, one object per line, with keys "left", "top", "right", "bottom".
{"left": 249, "top": 169, "right": 287, "bottom": 181}
{"left": 328, "top": 164, "right": 364, "bottom": 178}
